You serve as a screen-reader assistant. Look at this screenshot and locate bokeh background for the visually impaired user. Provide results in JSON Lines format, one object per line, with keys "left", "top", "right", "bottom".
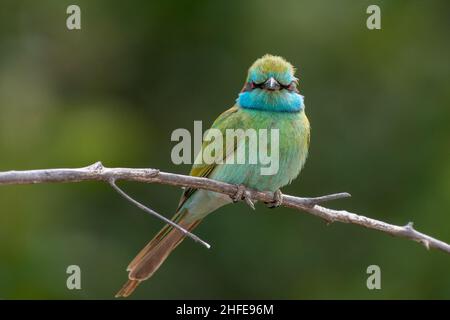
{"left": 0, "top": 0, "right": 449, "bottom": 299}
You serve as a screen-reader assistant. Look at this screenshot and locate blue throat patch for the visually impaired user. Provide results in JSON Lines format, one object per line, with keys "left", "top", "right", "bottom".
{"left": 237, "top": 90, "right": 304, "bottom": 113}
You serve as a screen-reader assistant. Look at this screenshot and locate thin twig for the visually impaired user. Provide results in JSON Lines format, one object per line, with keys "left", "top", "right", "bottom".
{"left": 108, "top": 178, "right": 211, "bottom": 249}
{"left": 0, "top": 161, "right": 449, "bottom": 254}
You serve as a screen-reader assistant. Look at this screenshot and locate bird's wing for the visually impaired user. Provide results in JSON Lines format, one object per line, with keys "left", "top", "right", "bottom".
{"left": 176, "top": 105, "right": 248, "bottom": 211}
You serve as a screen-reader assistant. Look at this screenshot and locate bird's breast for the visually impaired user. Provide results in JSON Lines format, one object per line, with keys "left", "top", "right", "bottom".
{"left": 211, "top": 109, "right": 310, "bottom": 192}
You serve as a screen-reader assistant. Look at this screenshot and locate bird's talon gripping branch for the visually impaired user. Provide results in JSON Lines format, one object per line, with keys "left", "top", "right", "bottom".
{"left": 231, "top": 184, "right": 255, "bottom": 210}
{"left": 231, "top": 184, "right": 245, "bottom": 203}
{"left": 265, "top": 189, "right": 283, "bottom": 208}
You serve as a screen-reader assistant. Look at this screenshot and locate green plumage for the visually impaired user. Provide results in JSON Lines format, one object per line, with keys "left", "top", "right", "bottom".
{"left": 117, "top": 54, "right": 310, "bottom": 297}
{"left": 181, "top": 105, "right": 310, "bottom": 222}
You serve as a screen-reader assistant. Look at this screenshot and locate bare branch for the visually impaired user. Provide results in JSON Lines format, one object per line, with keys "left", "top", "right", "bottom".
{"left": 0, "top": 161, "right": 449, "bottom": 254}
{"left": 108, "top": 178, "right": 211, "bottom": 249}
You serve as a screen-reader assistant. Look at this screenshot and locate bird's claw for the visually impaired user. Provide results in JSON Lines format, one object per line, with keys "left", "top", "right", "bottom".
{"left": 231, "top": 184, "right": 245, "bottom": 203}
{"left": 265, "top": 189, "right": 283, "bottom": 208}
{"left": 231, "top": 184, "right": 255, "bottom": 210}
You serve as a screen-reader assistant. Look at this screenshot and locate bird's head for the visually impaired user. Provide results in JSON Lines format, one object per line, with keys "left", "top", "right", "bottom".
{"left": 237, "top": 54, "right": 304, "bottom": 112}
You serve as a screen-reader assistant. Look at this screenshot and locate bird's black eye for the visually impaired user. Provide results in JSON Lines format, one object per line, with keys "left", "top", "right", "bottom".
{"left": 242, "top": 81, "right": 258, "bottom": 92}
{"left": 284, "top": 80, "right": 298, "bottom": 92}
{"left": 253, "top": 81, "right": 264, "bottom": 89}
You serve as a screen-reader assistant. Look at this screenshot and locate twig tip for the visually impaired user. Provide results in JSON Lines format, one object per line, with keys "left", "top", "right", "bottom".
{"left": 245, "top": 198, "right": 256, "bottom": 210}
{"left": 87, "top": 161, "right": 104, "bottom": 172}
{"left": 405, "top": 221, "right": 414, "bottom": 230}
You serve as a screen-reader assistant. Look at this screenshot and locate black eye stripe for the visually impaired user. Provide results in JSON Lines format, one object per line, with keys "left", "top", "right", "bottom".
{"left": 242, "top": 80, "right": 299, "bottom": 92}
{"left": 281, "top": 81, "right": 298, "bottom": 92}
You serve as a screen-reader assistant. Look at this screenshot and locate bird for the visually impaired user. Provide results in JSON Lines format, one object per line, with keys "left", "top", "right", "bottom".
{"left": 115, "top": 54, "right": 310, "bottom": 297}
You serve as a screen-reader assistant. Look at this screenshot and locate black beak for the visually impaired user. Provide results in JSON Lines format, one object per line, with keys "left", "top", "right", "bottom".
{"left": 263, "top": 77, "right": 281, "bottom": 91}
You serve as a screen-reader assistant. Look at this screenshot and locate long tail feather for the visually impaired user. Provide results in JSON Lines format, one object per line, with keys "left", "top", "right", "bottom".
{"left": 115, "top": 211, "right": 201, "bottom": 298}
{"left": 126, "top": 211, "right": 185, "bottom": 271}
{"left": 115, "top": 279, "right": 140, "bottom": 298}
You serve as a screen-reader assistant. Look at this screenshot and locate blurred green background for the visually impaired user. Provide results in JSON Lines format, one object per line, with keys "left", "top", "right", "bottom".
{"left": 0, "top": 0, "right": 449, "bottom": 299}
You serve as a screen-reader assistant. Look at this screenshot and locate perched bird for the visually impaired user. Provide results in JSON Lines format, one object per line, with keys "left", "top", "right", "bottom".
{"left": 116, "top": 54, "right": 310, "bottom": 297}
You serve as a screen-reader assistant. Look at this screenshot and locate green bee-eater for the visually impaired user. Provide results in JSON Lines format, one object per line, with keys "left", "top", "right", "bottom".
{"left": 116, "top": 54, "right": 310, "bottom": 297}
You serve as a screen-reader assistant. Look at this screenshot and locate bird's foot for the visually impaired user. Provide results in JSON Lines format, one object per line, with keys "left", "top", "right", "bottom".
{"left": 231, "top": 184, "right": 255, "bottom": 210}
{"left": 265, "top": 189, "right": 283, "bottom": 209}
